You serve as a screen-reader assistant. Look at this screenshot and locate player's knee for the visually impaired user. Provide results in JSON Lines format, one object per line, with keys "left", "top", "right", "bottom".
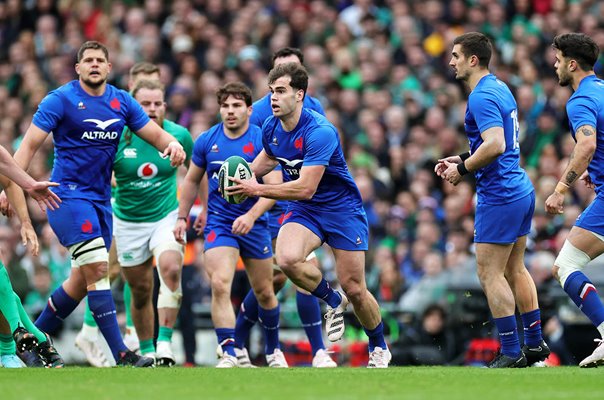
{"left": 129, "top": 279, "right": 153, "bottom": 304}
{"left": 555, "top": 241, "right": 591, "bottom": 287}
{"left": 210, "top": 274, "right": 231, "bottom": 297}
{"left": 253, "top": 285, "right": 275, "bottom": 305}
{"left": 341, "top": 281, "right": 364, "bottom": 304}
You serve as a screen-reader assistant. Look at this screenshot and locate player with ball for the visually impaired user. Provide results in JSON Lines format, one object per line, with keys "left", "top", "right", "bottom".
{"left": 173, "top": 82, "right": 286, "bottom": 368}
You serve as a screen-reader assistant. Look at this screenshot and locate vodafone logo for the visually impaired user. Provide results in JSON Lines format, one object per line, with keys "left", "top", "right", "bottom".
{"left": 137, "top": 163, "right": 158, "bottom": 179}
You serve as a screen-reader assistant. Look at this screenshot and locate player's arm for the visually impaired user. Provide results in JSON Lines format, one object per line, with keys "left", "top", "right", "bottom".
{"left": 135, "top": 121, "right": 186, "bottom": 167}
{"left": 229, "top": 164, "right": 325, "bottom": 201}
{"left": 250, "top": 149, "right": 279, "bottom": 178}
{"left": 546, "top": 124, "right": 596, "bottom": 214}
{"left": 13, "top": 124, "right": 48, "bottom": 170}
{"left": 232, "top": 169, "right": 281, "bottom": 235}
{"left": 0, "top": 176, "right": 39, "bottom": 256}
{"left": 192, "top": 174, "right": 209, "bottom": 235}
{"left": 442, "top": 126, "right": 504, "bottom": 185}
{"left": 173, "top": 163, "right": 205, "bottom": 244}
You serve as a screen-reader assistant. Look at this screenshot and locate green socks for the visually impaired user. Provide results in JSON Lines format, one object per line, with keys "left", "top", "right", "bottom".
{"left": 0, "top": 264, "right": 21, "bottom": 333}
{"left": 158, "top": 326, "right": 173, "bottom": 343}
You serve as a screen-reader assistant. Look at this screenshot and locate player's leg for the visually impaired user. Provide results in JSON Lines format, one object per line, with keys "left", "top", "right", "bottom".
{"left": 122, "top": 259, "right": 155, "bottom": 357}
{"left": 75, "top": 238, "right": 119, "bottom": 367}
{"left": 0, "top": 312, "right": 24, "bottom": 368}
{"left": 553, "top": 226, "right": 604, "bottom": 367}
{"left": 476, "top": 242, "right": 527, "bottom": 367}
{"left": 150, "top": 211, "right": 185, "bottom": 366}
{"left": 332, "top": 248, "right": 389, "bottom": 367}
{"left": 0, "top": 261, "right": 35, "bottom": 348}
{"left": 505, "top": 235, "right": 550, "bottom": 365}
{"left": 244, "top": 256, "right": 286, "bottom": 367}
{"left": 154, "top": 246, "right": 184, "bottom": 366}
{"left": 205, "top": 246, "right": 239, "bottom": 367}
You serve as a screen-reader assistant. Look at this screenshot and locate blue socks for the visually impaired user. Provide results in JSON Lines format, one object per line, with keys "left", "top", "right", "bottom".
{"left": 564, "top": 271, "right": 604, "bottom": 327}
{"left": 296, "top": 291, "right": 325, "bottom": 355}
{"left": 258, "top": 305, "right": 280, "bottom": 354}
{"left": 311, "top": 279, "right": 341, "bottom": 308}
{"left": 88, "top": 289, "right": 127, "bottom": 360}
{"left": 216, "top": 328, "right": 236, "bottom": 357}
{"left": 520, "top": 309, "right": 543, "bottom": 347}
{"left": 35, "top": 286, "right": 79, "bottom": 334}
{"left": 364, "top": 321, "right": 387, "bottom": 352}
{"left": 234, "top": 290, "right": 259, "bottom": 349}
{"left": 494, "top": 315, "right": 520, "bottom": 357}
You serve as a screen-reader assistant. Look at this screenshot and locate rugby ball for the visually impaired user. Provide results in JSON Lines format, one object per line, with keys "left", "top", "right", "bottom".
{"left": 218, "top": 155, "right": 252, "bottom": 204}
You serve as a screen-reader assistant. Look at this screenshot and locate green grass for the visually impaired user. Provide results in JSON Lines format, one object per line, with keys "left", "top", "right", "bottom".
{"left": 0, "top": 367, "right": 601, "bottom": 400}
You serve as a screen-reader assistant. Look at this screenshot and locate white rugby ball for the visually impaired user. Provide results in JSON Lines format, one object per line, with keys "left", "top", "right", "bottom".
{"left": 218, "top": 155, "right": 252, "bottom": 204}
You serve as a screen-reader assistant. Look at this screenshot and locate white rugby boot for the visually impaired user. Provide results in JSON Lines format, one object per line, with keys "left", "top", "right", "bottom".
{"left": 312, "top": 348, "right": 337, "bottom": 368}
{"left": 324, "top": 292, "right": 349, "bottom": 342}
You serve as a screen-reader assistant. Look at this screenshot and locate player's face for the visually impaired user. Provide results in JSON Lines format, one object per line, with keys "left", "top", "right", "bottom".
{"left": 220, "top": 95, "right": 251, "bottom": 131}
{"left": 554, "top": 50, "right": 572, "bottom": 87}
{"left": 449, "top": 44, "right": 471, "bottom": 82}
{"left": 269, "top": 76, "right": 303, "bottom": 118}
{"left": 135, "top": 88, "right": 166, "bottom": 127}
{"left": 75, "top": 49, "right": 111, "bottom": 89}
{"left": 129, "top": 72, "right": 161, "bottom": 91}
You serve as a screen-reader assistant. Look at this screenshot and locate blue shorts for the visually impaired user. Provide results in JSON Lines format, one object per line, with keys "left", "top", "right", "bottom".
{"left": 576, "top": 195, "right": 604, "bottom": 236}
{"left": 47, "top": 198, "right": 113, "bottom": 249}
{"left": 474, "top": 191, "right": 534, "bottom": 244}
{"left": 269, "top": 210, "right": 284, "bottom": 240}
{"left": 204, "top": 215, "right": 272, "bottom": 259}
{"left": 283, "top": 204, "right": 369, "bottom": 251}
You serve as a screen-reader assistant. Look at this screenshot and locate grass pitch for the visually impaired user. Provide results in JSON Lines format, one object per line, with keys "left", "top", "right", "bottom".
{"left": 0, "top": 366, "right": 601, "bottom": 400}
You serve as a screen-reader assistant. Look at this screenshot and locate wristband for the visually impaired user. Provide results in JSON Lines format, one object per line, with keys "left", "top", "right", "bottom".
{"left": 457, "top": 162, "right": 469, "bottom": 176}
{"left": 177, "top": 216, "right": 188, "bottom": 221}
{"left": 554, "top": 181, "right": 570, "bottom": 194}
{"left": 459, "top": 151, "right": 471, "bottom": 162}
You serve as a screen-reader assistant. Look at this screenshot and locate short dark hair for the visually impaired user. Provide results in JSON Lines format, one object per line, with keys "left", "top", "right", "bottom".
{"left": 452, "top": 32, "right": 492, "bottom": 68}
{"left": 132, "top": 79, "right": 164, "bottom": 99}
{"left": 129, "top": 62, "right": 160, "bottom": 79}
{"left": 271, "top": 47, "right": 304, "bottom": 67}
{"left": 77, "top": 41, "right": 109, "bottom": 62}
{"left": 268, "top": 63, "right": 308, "bottom": 94}
{"left": 215, "top": 82, "right": 252, "bottom": 106}
{"left": 552, "top": 33, "right": 599, "bottom": 72}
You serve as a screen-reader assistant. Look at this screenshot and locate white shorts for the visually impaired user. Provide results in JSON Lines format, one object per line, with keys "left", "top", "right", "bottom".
{"left": 113, "top": 209, "right": 184, "bottom": 267}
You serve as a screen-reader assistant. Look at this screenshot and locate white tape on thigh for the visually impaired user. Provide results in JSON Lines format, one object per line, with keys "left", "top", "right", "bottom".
{"left": 91, "top": 276, "right": 111, "bottom": 291}
{"left": 555, "top": 241, "right": 591, "bottom": 287}
{"left": 152, "top": 241, "right": 184, "bottom": 261}
{"left": 154, "top": 242, "right": 183, "bottom": 308}
{"left": 305, "top": 251, "right": 317, "bottom": 261}
{"left": 69, "top": 237, "right": 109, "bottom": 267}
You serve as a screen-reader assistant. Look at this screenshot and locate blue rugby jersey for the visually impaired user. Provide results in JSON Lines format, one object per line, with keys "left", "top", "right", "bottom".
{"left": 32, "top": 80, "right": 149, "bottom": 200}
{"left": 250, "top": 92, "right": 325, "bottom": 219}
{"left": 566, "top": 75, "right": 604, "bottom": 197}
{"left": 262, "top": 109, "right": 363, "bottom": 212}
{"left": 464, "top": 74, "right": 533, "bottom": 204}
{"left": 192, "top": 122, "right": 268, "bottom": 222}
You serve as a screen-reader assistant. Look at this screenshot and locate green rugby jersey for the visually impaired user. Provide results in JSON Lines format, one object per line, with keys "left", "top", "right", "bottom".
{"left": 113, "top": 119, "right": 193, "bottom": 222}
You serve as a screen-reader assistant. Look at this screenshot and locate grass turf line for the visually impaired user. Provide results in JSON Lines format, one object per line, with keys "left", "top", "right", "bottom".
{"left": 0, "top": 366, "right": 601, "bottom": 400}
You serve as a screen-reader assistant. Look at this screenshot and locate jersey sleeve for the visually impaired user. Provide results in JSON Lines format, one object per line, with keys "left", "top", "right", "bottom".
{"left": 32, "top": 91, "right": 64, "bottom": 133}
{"left": 191, "top": 132, "right": 208, "bottom": 169}
{"left": 261, "top": 120, "right": 275, "bottom": 158}
{"left": 124, "top": 93, "right": 151, "bottom": 132}
{"left": 303, "top": 125, "right": 338, "bottom": 167}
{"left": 469, "top": 92, "right": 503, "bottom": 133}
{"left": 567, "top": 95, "right": 598, "bottom": 133}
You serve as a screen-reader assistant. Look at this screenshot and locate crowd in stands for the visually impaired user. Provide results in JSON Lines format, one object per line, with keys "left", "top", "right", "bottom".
{"left": 1, "top": 0, "right": 604, "bottom": 365}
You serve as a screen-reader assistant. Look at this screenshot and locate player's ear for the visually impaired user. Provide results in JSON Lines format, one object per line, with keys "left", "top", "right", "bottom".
{"left": 107, "top": 62, "right": 113, "bottom": 74}
{"left": 75, "top": 63, "right": 81, "bottom": 76}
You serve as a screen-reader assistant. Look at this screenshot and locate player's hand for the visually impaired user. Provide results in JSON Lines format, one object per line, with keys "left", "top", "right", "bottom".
{"left": 173, "top": 218, "right": 188, "bottom": 245}
{"left": 232, "top": 213, "right": 255, "bottom": 236}
{"left": 545, "top": 191, "right": 565, "bottom": 214}
{"left": 20, "top": 220, "right": 39, "bottom": 256}
{"left": 0, "top": 191, "right": 14, "bottom": 217}
{"left": 435, "top": 156, "right": 462, "bottom": 179}
{"left": 580, "top": 171, "right": 595, "bottom": 190}
{"left": 163, "top": 141, "right": 186, "bottom": 167}
{"left": 193, "top": 213, "right": 207, "bottom": 235}
{"left": 226, "top": 173, "right": 261, "bottom": 197}
{"left": 25, "top": 181, "right": 61, "bottom": 212}
{"left": 441, "top": 160, "right": 463, "bottom": 186}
